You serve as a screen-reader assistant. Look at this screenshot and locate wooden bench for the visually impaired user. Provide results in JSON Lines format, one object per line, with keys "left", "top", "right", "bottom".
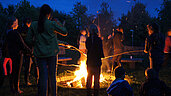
{"left": 121, "top": 58, "right": 143, "bottom": 69}
{"left": 121, "top": 46, "right": 144, "bottom": 69}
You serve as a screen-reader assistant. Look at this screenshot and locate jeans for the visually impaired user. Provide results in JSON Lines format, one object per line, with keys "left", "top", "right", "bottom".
{"left": 37, "top": 56, "right": 56, "bottom": 96}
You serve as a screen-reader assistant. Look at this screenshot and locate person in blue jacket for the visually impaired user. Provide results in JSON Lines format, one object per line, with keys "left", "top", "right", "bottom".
{"left": 107, "top": 66, "right": 133, "bottom": 96}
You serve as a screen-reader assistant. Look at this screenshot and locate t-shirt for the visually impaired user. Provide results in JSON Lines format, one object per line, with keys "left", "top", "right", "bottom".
{"left": 79, "top": 35, "right": 86, "bottom": 49}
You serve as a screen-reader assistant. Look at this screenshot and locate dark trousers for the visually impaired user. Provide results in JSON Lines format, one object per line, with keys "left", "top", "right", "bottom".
{"left": 86, "top": 66, "right": 101, "bottom": 96}
{"left": 112, "top": 49, "right": 123, "bottom": 69}
{"left": 149, "top": 55, "right": 164, "bottom": 76}
{"left": 24, "top": 55, "right": 31, "bottom": 84}
{"left": 10, "top": 54, "right": 22, "bottom": 92}
{"left": 37, "top": 56, "right": 56, "bottom": 96}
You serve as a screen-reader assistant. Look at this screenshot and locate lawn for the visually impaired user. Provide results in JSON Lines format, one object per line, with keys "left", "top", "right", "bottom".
{"left": 0, "top": 51, "right": 171, "bottom": 96}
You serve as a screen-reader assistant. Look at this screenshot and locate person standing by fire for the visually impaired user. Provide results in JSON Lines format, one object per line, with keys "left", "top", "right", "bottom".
{"left": 18, "top": 17, "right": 33, "bottom": 86}
{"left": 26, "top": 4, "right": 67, "bottom": 96}
{"left": 144, "top": 22, "right": 165, "bottom": 76}
{"left": 86, "top": 24, "right": 104, "bottom": 96}
{"left": 79, "top": 30, "right": 87, "bottom": 61}
{"left": 112, "top": 26, "right": 124, "bottom": 70}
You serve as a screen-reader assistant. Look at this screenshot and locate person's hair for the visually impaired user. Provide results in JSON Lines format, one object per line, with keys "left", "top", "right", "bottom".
{"left": 80, "top": 30, "right": 86, "bottom": 34}
{"left": 114, "top": 66, "right": 125, "bottom": 79}
{"left": 38, "top": 4, "right": 52, "bottom": 33}
{"left": 145, "top": 68, "right": 158, "bottom": 79}
{"left": 89, "top": 24, "right": 98, "bottom": 35}
{"left": 148, "top": 22, "right": 159, "bottom": 33}
{"left": 7, "top": 16, "right": 16, "bottom": 29}
{"left": 23, "top": 17, "right": 32, "bottom": 25}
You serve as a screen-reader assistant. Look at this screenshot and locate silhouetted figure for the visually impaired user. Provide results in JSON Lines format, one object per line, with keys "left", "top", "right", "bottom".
{"left": 139, "top": 68, "right": 171, "bottom": 96}
{"left": 6, "top": 16, "right": 24, "bottom": 94}
{"left": 86, "top": 24, "right": 104, "bottom": 96}
{"left": 19, "top": 17, "right": 32, "bottom": 86}
{"left": 144, "top": 22, "right": 165, "bottom": 76}
{"left": 107, "top": 66, "right": 133, "bottom": 96}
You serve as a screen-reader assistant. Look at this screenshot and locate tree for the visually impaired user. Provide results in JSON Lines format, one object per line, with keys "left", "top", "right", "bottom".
{"left": 119, "top": 2, "right": 151, "bottom": 46}
{"left": 52, "top": 10, "right": 79, "bottom": 46}
{"left": 70, "top": 2, "right": 89, "bottom": 30}
{"left": 15, "top": 0, "right": 39, "bottom": 24}
{"left": 96, "top": 2, "right": 117, "bottom": 39}
{"left": 158, "top": 0, "right": 171, "bottom": 34}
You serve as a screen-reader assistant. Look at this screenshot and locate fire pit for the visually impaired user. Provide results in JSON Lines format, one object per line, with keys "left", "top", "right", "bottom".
{"left": 56, "top": 59, "right": 133, "bottom": 89}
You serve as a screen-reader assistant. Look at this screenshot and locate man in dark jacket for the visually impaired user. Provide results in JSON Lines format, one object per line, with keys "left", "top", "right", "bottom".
{"left": 86, "top": 24, "right": 104, "bottom": 96}
{"left": 107, "top": 66, "right": 133, "bottom": 96}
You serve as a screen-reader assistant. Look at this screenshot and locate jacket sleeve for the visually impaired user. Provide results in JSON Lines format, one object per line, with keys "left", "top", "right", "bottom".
{"left": 144, "top": 37, "right": 149, "bottom": 53}
{"left": 52, "top": 21, "right": 68, "bottom": 36}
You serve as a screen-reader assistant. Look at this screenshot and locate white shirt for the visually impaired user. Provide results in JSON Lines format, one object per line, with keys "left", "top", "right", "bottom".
{"left": 79, "top": 35, "right": 86, "bottom": 49}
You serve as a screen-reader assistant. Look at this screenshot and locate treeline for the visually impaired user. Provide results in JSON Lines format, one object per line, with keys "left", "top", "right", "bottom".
{"left": 0, "top": 0, "right": 170, "bottom": 47}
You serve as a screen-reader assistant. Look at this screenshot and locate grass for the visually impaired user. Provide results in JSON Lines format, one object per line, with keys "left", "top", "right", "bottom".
{"left": 0, "top": 52, "right": 171, "bottom": 96}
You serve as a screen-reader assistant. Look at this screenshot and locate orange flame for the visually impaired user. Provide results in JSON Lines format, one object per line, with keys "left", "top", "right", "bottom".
{"left": 67, "top": 59, "right": 106, "bottom": 88}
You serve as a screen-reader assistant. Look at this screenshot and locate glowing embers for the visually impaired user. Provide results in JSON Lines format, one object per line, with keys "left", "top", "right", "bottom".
{"left": 67, "top": 60, "right": 87, "bottom": 88}
{"left": 56, "top": 59, "right": 133, "bottom": 88}
{"left": 57, "top": 59, "right": 115, "bottom": 88}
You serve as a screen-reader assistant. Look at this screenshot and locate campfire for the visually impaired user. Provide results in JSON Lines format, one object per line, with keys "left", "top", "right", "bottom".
{"left": 56, "top": 58, "right": 133, "bottom": 89}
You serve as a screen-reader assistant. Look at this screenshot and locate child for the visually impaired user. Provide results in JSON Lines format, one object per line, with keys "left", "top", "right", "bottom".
{"left": 79, "top": 30, "right": 87, "bottom": 53}
{"left": 107, "top": 66, "right": 133, "bottom": 96}
{"left": 6, "top": 16, "right": 24, "bottom": 93}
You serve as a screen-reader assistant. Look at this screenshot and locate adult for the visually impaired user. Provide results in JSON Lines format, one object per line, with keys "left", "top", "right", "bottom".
{"left": 144, "top": 22, "right": 165, "bottom": 76}
{"left": 26, "top": 4, "right": 67, "bottom": 96}
{"left": 86, "top": 24, "right": 104, "bottom": 96}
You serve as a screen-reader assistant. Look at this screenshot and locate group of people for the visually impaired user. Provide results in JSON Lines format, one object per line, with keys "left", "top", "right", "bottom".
{"left": 0, "top": 3, "right": 171, "bottom": 96}
{"left": 1, "top": 4, "right": 67, "bottom": 96}
{"left": 79, "top": 19, "right": 171, "bottom": 96}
